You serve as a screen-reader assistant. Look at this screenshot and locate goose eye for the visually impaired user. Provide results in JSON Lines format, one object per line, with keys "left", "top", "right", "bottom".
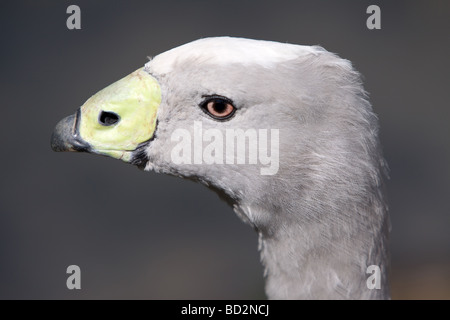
{"left": 200, "top": 97, "right": 236, "bottom": 120}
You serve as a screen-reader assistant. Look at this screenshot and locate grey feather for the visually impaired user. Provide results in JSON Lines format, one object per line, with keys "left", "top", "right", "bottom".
{"left": 143, "top": 37, "right": 390, "bottom": 299}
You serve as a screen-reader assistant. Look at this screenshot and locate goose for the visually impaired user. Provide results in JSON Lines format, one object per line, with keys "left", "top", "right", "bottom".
{"left": 51, "top": 37, "right": 390, "bottom": 299}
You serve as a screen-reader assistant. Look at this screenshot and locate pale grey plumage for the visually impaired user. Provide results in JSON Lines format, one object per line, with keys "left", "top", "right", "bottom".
{"left": 52, "top": 36, "right": 390, "bottom": 299}
{"left": 142, "top": 37, "right": 390, "bottom": 299}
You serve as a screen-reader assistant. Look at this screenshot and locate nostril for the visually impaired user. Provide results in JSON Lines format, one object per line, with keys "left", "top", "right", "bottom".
{"left": 99, "top": 111, "right": 120, "bottom": 126}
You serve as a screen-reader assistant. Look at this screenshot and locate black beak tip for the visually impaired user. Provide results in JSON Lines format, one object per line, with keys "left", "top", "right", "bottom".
{"left": 51, "top": 115, "right": 74, "bottom": 152}
{"left": 50, "top": 133, "right": 63, "bottom": 152}
{"left": 51, "top": 113, "right": 90, "bottom": 153}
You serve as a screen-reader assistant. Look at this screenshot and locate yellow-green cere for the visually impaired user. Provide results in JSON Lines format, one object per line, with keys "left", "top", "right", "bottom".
{"left": 79, "top": 68, "right": 161, "bottom": 162}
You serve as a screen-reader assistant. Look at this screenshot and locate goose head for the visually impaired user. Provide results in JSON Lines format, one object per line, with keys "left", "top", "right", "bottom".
{"left": 51, "top": 37, "right": 390, "bottom": 299}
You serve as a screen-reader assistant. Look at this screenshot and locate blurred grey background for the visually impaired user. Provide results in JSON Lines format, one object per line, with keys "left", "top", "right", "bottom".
{"left": 0, "top": 0, "right": 449, "bottom": 299}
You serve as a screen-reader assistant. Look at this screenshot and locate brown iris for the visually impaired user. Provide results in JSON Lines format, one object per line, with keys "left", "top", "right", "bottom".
{"left": 200, "top": 96, "right": 236, "bottom": 120}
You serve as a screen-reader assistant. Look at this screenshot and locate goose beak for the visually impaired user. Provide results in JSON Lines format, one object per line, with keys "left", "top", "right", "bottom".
{"left": 50, "top": 68, "right": 161, "bottom": 162}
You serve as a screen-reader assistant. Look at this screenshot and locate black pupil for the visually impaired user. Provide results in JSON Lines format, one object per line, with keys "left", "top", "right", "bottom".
{"left": 99, "top": 111, "right": 120, "bottom": 126}
{"left": 212, "top": 100, "right": 227, "bottom": 113}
